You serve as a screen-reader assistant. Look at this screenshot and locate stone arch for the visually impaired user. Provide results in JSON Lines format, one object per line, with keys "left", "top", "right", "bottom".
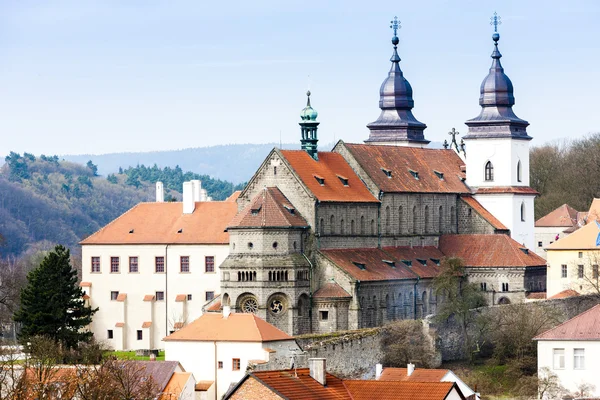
{"left": 360, "top": 216, "right": 365, "bottom": 234}
{"left": 222, "top": 293, "right": 230, "bottom": 307}
{"left": 351, "top": 219, "right": 355, "bottom": 234}
{"left": 498, "top": 297, "right": 511, "bottom": 305}
{"left": 297, "top": 293, "right": 310, "bottom": 334}
{"left": 450, "top": 206, "right": 456, "bottom": 232}
{"left": 237, "top": 292, "right": 259, "bottom": 314}
{"left": 340, "top": 219, "right": 345, "bottom": 235}
{"left": 370, "top": 219, "right": 375, "bottom": 235}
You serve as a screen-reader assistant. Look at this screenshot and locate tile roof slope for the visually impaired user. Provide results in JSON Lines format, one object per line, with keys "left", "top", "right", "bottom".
{"left": 547, "top": 220, "right": 600, "bottom": 250}
{"left": 344, "top": 143, "right": 469, "bottom": 194}
{"left": 80, "top": 201, "right": 237, "bottom": 245}
{"left": 228, "top": 187, "right": 309, "bottom": 228}
{"left": 534, "top": 304, "right": 600, "bottom": 340}
{"left": 280, "top": 150, "right": 379, "bottom": 203}
{"left": 526, "top": 292, "right": 547, "bottom": 300}
{"left": 195, "top": 381, "right": 214, "bottom": 391}
{"left": 161, "top": 372, "right": 191, "bottom": 400}
{"left": 320, "top": 248, "right": 418, "bottom": 281}
{"left": 474, "top": 187, "right": 539, "bottom": 195}
{"left": 313, "top": 282, "right": 352, "bottom": 298}
{"left": 461, "top": 196, "right": 508, "bottom": 230}
{"left": 124, "top": 361, "right": 180, "bottom": 392}
{"left": 163, "top": 313, "right": 292, "bottom": 342}
{"left": 344, "top": 381, "right": 459, "bottom": 400}
{"left": 439, "top": 234, "right": 546, "bottom": 267}
{"left": 226, "top": 191, "right": 242, "bottom": 202}
{"left": 381, "top": 246, "right": 446, "bottom": 278}
{"left": 548, "top": 289, "right": 579, "bottom": 299}
{"left": 535, "top": 204, "right": 579, "bottom": 227}
{"left": 378, "top": 367, "right": 449, "bottom": 382}
{"left": 250, "top": 369, "right": 351, "bottom": 400}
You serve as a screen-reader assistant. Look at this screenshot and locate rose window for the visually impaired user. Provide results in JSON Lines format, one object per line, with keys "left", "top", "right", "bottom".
{"left": 270, "top": 299, "right": 284, "bottom": 314}
{"left": 241, "top": 298, "right": 258, "bottom": 314}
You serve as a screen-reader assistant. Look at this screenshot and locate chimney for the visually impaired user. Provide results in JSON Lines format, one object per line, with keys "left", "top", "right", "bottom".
{"left": 309, "top": 358, "right": 326, "bottom": 386}
{"left": 191, "top": 180, "right": 202, "bottom": 202}
{"left": 407, "top": 363, "right": 415, "bottom": 376}
{"left": 223, "top": 306, "right": 231, "bottom": 319}
{"left": 199, "top": 188, "right": 209, "bottom": 202}
{"left": 375, "top": 363, "right": 383, "bottom": 380}
{"left": 183, "top": 182, "right": 195, "bottom": 214}
{"left": 156, "top": 181, "right": 164, "bottom": 203}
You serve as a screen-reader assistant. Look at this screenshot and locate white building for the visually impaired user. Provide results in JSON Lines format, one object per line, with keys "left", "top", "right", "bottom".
{"left": 534, "top": 204, "right": 580, "bottom": 259}
{"left": 164, "top": 309, "right": 300, "bottom": 400}
{"left": 80, "top": 181, "right": 238, "bottom": 350}
{"left": 534, "top": 304, "right": 600, "bottom": 397}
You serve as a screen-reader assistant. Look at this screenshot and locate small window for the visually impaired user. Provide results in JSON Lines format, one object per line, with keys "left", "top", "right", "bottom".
{"left": 155, "top": 256, "right": 165, "bottom": 273}
{"left": 553, "top": 348, "right": 565, "bottom": 369}
{"left": 137, "top": 330, "right": 143, "bottom": 341}
{"left": 579, "top": 252, "right": 583, "bottom": 258}
{"left": 91, "top": 257, "right": 101, "bottom": 273}
{"left": 180, "top": 256, "right": 190, "bottom": 273}
{"left": 206, "top": 291, "right": 215, "bottom": 301}
{"left": 501, "top": 283, "right": 509, "bottom": 292}
{"left": 232, "top": 358, "right": 241, "bottom": 371}
{"left": 593, "top": 265, "right": 599, "bottom": 279}
{"left": 110, "top": 291, "right": 119, "bottom": 301}
{"left": 520, "top": 203, "right": 526, "bottom": 222}
{"left": 251, "top": 206, "right": 261, "bottom": 216}
{"left": 129, "top": 257, "right": 138, "bottom": 273}
{"left": 401, "top": 260, "right": 412, "bottom": 267}
{"left": 319, "top": 311, "right": 329, "bottom": 321}
{"left": 383, "top": 260, "right": 395, "bottom": 268}
{"left": 273, "top": 166, "right": 277, "bottom": 176}
{"left": 314, "top": 175, "right": 325, "bottom": 185}
{"left": 218, "top": 361, "right": 223, "bottom": 369}
{"left": 156, "top": 291, "right": 165, "bottom": 301}
{"left": 205, "top": 256, "right": 215, "bottom": 273}
{"left": 485, "top": 161, "right": 494, "bottom": 181}
{"left": 110, "top": 257, "right": 120, "bottom": 273}
{"left": 337, "top": 175, "right": 349, "bottom": 186}
{"left": 272, "top": 242, "right": 278, "bottom": 249}
{"left": 409, "top": 169, "right": 419, "bottom": 180}
{"left": 574, "top": 348, "right": 585, "bottom": 369}
{"left": 517, "top": 160, "right": 522, "bottom": 182}
{"left": 187, "top": 294, "right": 193, "bottom": 301}
{"left": 107, "top": 330, "right": 114, "bottom": 339}
{"left": 561, "top": 265, "right": 568, "bottom": 278}
{"left": 578, "top": 265, "right": 584, "bottom": 279}
{"left": 538, "top": 241, "right": 543, "bottom": 248}
{"left": 480, "top": 282, "right": 487, "bottom": 291}
{"left": 352, "top": 261, "right": 366, "bottom": 270}
{"left": 381, "top": 168, "right": 392, "bottom": 178}
{"left": 248, "top": 242, "right": 254, "bottom": 249}
{"left": 416, "top": 258, "right": 427, "bottom": 266}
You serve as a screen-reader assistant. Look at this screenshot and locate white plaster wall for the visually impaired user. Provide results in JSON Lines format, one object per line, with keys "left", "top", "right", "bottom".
{"left": 82, "top": 243, "right": 229, "bottom": 350}
{"left": 465, "top": 138, "right": 529, "bottom": 187}
{"left": 535, "top": 227, "right": 567, "bottom": 259}
{"left": 446, "top": 388, "right": 467, "bottom": 400}
{"left": 538, "top": 340, "right": 600, "bottom": 396}
{"left": 546, "top": 249, "right": 600, "bottom": 298}
{"left": 442, "top": 371, "right": 477, "bottom": 399}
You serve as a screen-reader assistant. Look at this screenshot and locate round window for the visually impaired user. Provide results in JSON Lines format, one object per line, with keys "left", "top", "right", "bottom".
{"left": 270, "top": 299, "right": 284, "bottom": 314}
{"left": 272, "top": 242, "right": 278, "bottom": 249}
{"left": 241, "top": 298, "right": 258, "bottom": 314}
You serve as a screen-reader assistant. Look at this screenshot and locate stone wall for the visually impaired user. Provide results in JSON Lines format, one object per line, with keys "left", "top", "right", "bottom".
{"left": 457, "top": 197, "right": 497, "bottom": 234}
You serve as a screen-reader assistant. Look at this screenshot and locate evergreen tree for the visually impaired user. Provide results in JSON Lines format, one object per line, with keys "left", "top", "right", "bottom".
{"left": 14, "top": 245, "right": 98, "bottom": 348}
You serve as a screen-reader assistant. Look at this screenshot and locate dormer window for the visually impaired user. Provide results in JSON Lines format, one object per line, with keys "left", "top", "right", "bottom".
{"left": 381, "top": 168, "right": 392, "bottom": 178}
{"left": 314, "top": 175, "right": 325, "bottom": 185}
{"left": 251, "top": 205, "right": 262, "bottom": 216}
{"left": 401, "top": 260, "right": 412, "bottom": 267}
{"left": 337, "top": 175, "right": 349, "bottom": 186}
{"left": 383, "top": 260, "right": 396, "bottom": 268}
{"left": 416, "top": 258, "right": 427, "bottom": 266}
{"left": 485, "top": 161, "right": 494, "bottom": 181}
{"left": 430, "top": 258, "right": 440, "bottom": 266}
{"left": 434, "top": 170, "right": 444, "bottom": 180}
{"left": 352, "top": 261, "right": 366, "bottom": 270}
{"left": 283, "top": 205, "right": 296, "bottom": 215}
{"left": 409, "top": 169, "right": 419, "bottom": 180}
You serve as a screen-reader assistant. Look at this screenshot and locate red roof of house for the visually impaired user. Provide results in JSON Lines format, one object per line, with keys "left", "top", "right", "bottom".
{"left": 228, "top": 187, "right": 309, "bottom": 228}
{"left": 378, "top": 367, "right": 449, "bottom": 382}
{"left": 461, "top": 196, "right": 508, "bottom": 230}
{"left": 344, "top": 380, "right": 458, "bottom": 400}
{"left": 247, "top": 369, "right": 350, "bottom": 400}
{"left": 548, "top": 289, "right": 580, "bottom": 300}
{"left": 343, "top": 143, "right": 469, "bottom": 194}
{"left": 313, "top": 282, "right": 352, "bottom": 299}
{"left": 320, "top": 248, "right": 419, "bottom": 281}
{"left": 381, "top": 247, "right": 445, "bottom": 278}
{"left": 280, "top": 150, "right": 378, "bottom": 203}
{"left": 163, "top": 312, "right": 293, "bottom": 342}
{"left": 80, "top": 201, "right": 237, "bottom": 245}
{"left": 474, "top": 186, "right": 539, "bottom": 195}
{"left": 439, "top": 234, "right": 546, "bottom": 268}
{"left": 534, "top": 304, "right": 600, "bottom": 340}
{"left": 526, "top": 292, "right": 547, "bottom": 300}
{"left": 535, "top": 204, "right": 579, "bottom": 227}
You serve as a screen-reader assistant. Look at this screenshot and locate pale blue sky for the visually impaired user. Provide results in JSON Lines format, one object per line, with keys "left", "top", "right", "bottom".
{"left": 1, "top": 0, "right": 599, "bottom": 157}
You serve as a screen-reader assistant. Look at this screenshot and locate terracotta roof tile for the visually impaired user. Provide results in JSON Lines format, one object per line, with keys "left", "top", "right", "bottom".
{"left": 381, "top": 247, "right": 446, "bottom": 278}
{"left": 344, "top": 380, "right": 457, "bottom": 400}
{"left": 116, "top": 293, "right": 127, "bottom": 302}
{"left": 79, "top": 282, "right": 91, "bottom": 287}
{"left": 313, "top": 282, "right": 352, "bottom": 299}
{"left": 163, "top": 313, "right": 292, "bottom": 342}
{"left": 474, "top": 186, "right": 539, "bottom": 195}
{"left": 144, "top": 295, "right": 155, "bottom": 302}
{"left": 80, "top": 201, "right": 237, "bottom": 245}
{"left": 174, "top": 322, "right": 184, "bottom": 329}
{"left": 526, "top": 292, "right": 547, "bottom": 300}
{"left": 547, "top": 220, "right": 600, "bottom": 250}
{"left": 175, "top": 294, "right": 187, "bottom": 302}
{"left": 195, "top": 381, "right": 214, "bottom": 391}
{"left": 320, "top": 248, "right": 419, "bottom": 281}
{"left": 535, "top": 204, "right": 579, "bottom": 227}
{"left": 534, "top": 304, "right": 600, "bottom": 340}
{"left": 115, "top": 322, "right": 125, "bottom": 327}
{"left": 280, "top": 150, "right": 378, "bottom": 203}
{"left": 343, "top": 143, "right": 469, "bottom": 194}
{"left": 82, "top": 294, "right": 90, "bottom": 300}
{"left": 249, "top": 369, "right": 350, "bottom": 400}
{"left": 229, "top": 187, "right": 309, "bottom": 228}
{"left": 142, "top": 321, "right": 152, "bottom": 328}
{"left": 378, "top": 367, "right": 449, "bottom": 382}
{"left": 226, "top": 191, "right": 242, "bottom": 202}
{"left": 118, "top": 361, "right": 180, "bottom": 392}
{"left": 161, "top": 372, "right": 191, "bottom": 400}
{"left": 439, "top": 234, "right": 546, "bottom": 268}
{"left": 461, "top": 196, "right": 508, "bottom": 230}
{"left": 548, "top": 289, "right": 579, "bottom": 299}
{"left": 206, "top": 296, "right": 222, "bottom": 312}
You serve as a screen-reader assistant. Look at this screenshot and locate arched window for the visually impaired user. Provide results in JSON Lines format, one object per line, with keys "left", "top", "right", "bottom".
{"left": 360, "top": 216, "right": 365, "bottom": 234}
{"left": 385, "top": 206, "right": 390, "bottom": 234}
{"left": 330, "top": 215, "right": 335, "bottom": 235}
{"left": 412, "top": 206, "right": 418, "bottom": 234}
{"left": 485, "top": 161, "right": 494, "bottom": 181}
{"left": 370, "top": 219, "right": 375, "bottom": 235}
{"left": 351, "top": 219, "right": 355, "bottom": 234}
{"left": 517, "top": 160, "right": 522, "bottom": 182}
{"left": 450, "top": 206, "right": 456, "bottom": 232}
{"left": 320, "top": 218, "right": 324, "bottom": 235}
{"left": 521, "top": 202, "right": 526, "bottom": 222}
{"left": 398, "top": 206, "right": 404, "bottom": 234}
{"left": 438, "top": 206, "right": 444, "bottom": 233}
{"left": 424, "top": 206, "right": 429, "bottom": 233}
{"left": 340, "top": 219, "right": 345, "bottom": 235}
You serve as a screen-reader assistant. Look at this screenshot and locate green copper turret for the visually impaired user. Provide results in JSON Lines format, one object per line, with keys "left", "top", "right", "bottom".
{"left": 300, "top": 90, "right": 319, "bottom": 160}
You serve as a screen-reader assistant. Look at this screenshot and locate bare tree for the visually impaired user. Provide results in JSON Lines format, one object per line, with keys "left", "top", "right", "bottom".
{"left": 381, "top": 320, "right": 437, "bottom": 368}
{"left": 568, "top": 251, "right": 600, "bottom": 297}
{"left": 537, "top": 367, "right": 567, "bottom": 400}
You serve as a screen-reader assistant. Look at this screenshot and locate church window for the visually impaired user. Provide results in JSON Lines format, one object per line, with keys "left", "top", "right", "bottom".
{"left": 269, "top": 299, "right": 284, "bottom": 314}
{"left": 319, "top": 311, "right": 329, "bottom": 321}
{"left": 340, "top": 219, "right": 345, "bottom": 235}
{"left": 320, "top": 219, "right": 324, "bottom": 235}
{"left": 370, "top": 219, "right": 375, "bottom": 235}
{"left": 398, "top": 206, "right": 404, "bottom": 234}
{"left": 274, "top": 166, "right": 277, "bottom": 175}
{"left": 485, "top": 161, "right": 494, "bottom": 181}
{"left": 517, "top": 161, "right": 522, "bottom": 182}
{"left": 438, "top": 206, "right": 444, "bottom": 233}
{"left": 501, "top": 283, "right": 509, "bottom": 292}
{"left": 520, "top": 202, "right": 526, "bottom": 222}
{"left": 424, "top": 206, "right": 429, "bottom": 233}
{"left": 360, "top": 216, "right": 365, "bottom": 234}
{"left": 412, "top": 206, "right": 418, "bottom": 234}
{"left": 480, "top": 282, "right": 487, "bottom": 291}
{"left": 385, "top": 206, "right": 390, "bottom": 234}
{"left": 248, "top": 242, "right": 254, "bottom": 249}
{"left": 330, "top": 215, "right": 335, "bottom": 234}
{"left": 351, "top": 219, "right": 355, "bottom": 234}
{"left": 241, "top": 297, "right": 258, "bottom": 314}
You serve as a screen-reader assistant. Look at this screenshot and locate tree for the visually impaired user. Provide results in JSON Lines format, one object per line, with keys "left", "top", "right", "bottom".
{"left": 13, "top": 245, "right": 98, "bottom": 349}
{"left": 433, "top": 257, "right": 487, "bottom": 362}
{"left": 86, "top": 160, "right": 98, "bottom": 176}
{"left": 381, "top": 320, "right": 437, "bottom": 368}
{"left": 568, "top": 251, "right": 600, "bottom": 297}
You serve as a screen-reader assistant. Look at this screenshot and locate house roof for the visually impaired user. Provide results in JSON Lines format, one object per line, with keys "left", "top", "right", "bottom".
{"left": 381, "top": 247, "right": 445, "bottom": 278}
{"left": 80, "top": 201, "right": 237, "bottom": 245}
{"left": 279, "top": 150, "right": 379, "bottom": 203}
{"left": 313, "top": 282, "right": 352, "bottom": 299}
{"left": 161, "top": 372, "right": 192, "bottom": 400}
{"left": 343, "top": 380, "right": 459, "bottom": 400}
{"left": 535, "top": 204, "right": 579, "bottom": 227}
{"left": 526, "top": 292, "right": 547, "bottom": 300}
{"left": 439, "top": 234, "right": 546, "bottom": 268}
{"left": 461, "top": 196, "right": 508, "bottom": 230}
{"left": 534, "top": 304, "right": 600, "bottom": 341}
{"left": 195, "top": 381, "right": 214, "bottom": 391}
{"left": 247, "top": 369, "right": 350, "bottom": 400}
{"left": 474, "top": 186, "right": 539, "bottom": 195}
{"left": 343, "top": 143, "right": 469, "bottom": 194}
{"left": 547, "top": 220, "right": 600, "bottom": 250}
{"left": 228, "top": 187, "right": 309, "bottom": 229}
{"left": 163, "top": 312, "right": 293, "bottom": 342}
{"left": 378, "top": 367, "right": 449, "bottom": 382}
{"left": 115, "top": 361, "right": 180, "bottom": 392}
{"left": 226, "top": 191, "right": 242, "bottom": 202}
{"left": 548, "top": 289, "right": 580, "bottom": 300}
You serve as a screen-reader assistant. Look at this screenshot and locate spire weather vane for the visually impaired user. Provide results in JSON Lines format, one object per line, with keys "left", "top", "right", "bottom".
{"left": 390, "top": 16, "right": 401, "bottom": 37}
{"left": 490, "top": 12, "right": 501, "bottom": 32}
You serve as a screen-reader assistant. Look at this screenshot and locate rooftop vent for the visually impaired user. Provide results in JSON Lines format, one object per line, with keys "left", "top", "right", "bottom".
{"left": 129, "top": 229, "right": 134, "bottom": 234}
{"left": 177, "top": 228, "right": 183, "bottom": 234}
{"left": 433, "top": 170, "right": 444, "bottom": 180}
{"left": 381, "top": 168, "right": 392, "bottom": 178}
{"left": 352, "top": 261, "right": 366, "bottom": 270}
{"left": 383, "top": 260, "right": 396, "bottom": 268}
{"left": 409, "top": 169, "right": 419, "bottom": 180}
{"left": 401, "top": 260, "right": 412, "bottom": 267}
{"left": 337, "top": 175, "right": 349, "bottom": 186}
{"left": 314, "top": 175, "right": 325, "bottom": 185}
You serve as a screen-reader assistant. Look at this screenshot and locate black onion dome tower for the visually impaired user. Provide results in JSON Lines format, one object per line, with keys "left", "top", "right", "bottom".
{"left": 365, "top": 17, "right": 428, "bottom": 146}
{"left": 464, "top": 14, "right": 531, "bottom": 140}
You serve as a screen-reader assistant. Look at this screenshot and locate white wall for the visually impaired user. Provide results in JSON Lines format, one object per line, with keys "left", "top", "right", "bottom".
{"left": 465, "top": 138, "right": 530, "bottom": 188}
{"left": 535, "top": 226, "right": 567, "bottom": 259}
{"left": 546, "top": 249, "right": 600, "bottom": 298}
{"left": 538, "top": 340, "right": 600, "bottom": 396}
{"left": 82, "top": 243, "right": 229, "bottom": 350}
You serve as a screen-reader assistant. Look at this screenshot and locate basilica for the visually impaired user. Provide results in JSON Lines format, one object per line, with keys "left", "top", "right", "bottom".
{"left": 217, "top": 18, "right": 546, "bottom": 335}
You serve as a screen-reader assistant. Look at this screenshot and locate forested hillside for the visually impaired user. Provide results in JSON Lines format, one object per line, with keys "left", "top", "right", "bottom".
{"left": 0, "top": 153, "right": 244, "bottom": 257}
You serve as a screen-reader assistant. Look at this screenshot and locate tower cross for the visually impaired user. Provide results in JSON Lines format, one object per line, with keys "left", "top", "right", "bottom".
{"left": 390, "top": 16, "right": 401, "bottom": 37}
{"left": 448, "top": 128, "right": 460, "bottom": 153}
{"left": 490, "top": 12, "right": 501, "bottom": 33}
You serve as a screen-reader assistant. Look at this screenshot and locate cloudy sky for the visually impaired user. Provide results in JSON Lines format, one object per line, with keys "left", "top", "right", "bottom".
{"left": 1, "top": 0, "right": 599, "bottom": 157}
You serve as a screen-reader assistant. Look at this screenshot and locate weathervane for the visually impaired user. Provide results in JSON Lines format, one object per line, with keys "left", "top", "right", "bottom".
{"left": 390, "top": 16, "right": 401, "bottom": 37}
{"left": 490, "top": 12, "right": 501, "bottom": 33}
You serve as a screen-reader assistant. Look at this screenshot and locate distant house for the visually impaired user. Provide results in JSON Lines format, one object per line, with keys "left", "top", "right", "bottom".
{"left": 224, "top": 359, "right": 466, "bottom": 400}
{"left": 163, "top": 308, "right": 301, "bottom": 400}
{"left": 535, "top": 204, "right": 580, "bottom": 259}
{"left": 534, "top": 304, "right": 600, "bottom": 397}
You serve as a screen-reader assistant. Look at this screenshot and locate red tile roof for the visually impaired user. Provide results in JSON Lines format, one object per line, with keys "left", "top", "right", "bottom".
{"left": 526, "top": 292, "right": 547, "bottom": 300}
{"left": 79, "top": 282, "right": 91, "bottom": 287}
{"left": 163, "top": 312, "right": 293, "bottom": 342}
{"left": 175, "top": 294, "right": 187, "bottom": 302}
{"left": 229, "top": 187, "right": 309, "bottom": 228}
{"left": 80, "top": 201, "right": 237, "bottom": 245}
{"left": 344, "top": 380, "right": 458, "bottom": 400}
{"left": 144, "top": 295, "right": 155, "bottom": 302}
{"left": 320, "top": 248, "right": 419, "bottom": 281}
{"left": 161, "top": 372, "right": 191, "bottom": 400}
{"left": 280, "top": 150, "right": 378, "bottom": 203}
{"left": 313, "top": 282, "right": 352, "bottom": 299}
{"left": 534, "top": 304, "right": 600, "bottom": 340}
{"left": 548, "top": 289, "right": 579, "bottom": 299}
{"left": 116, "top": 293, "right": 127, "bottom": 302}
{"left": 439, "top": 234, "right": 546, "bottom": 268}
{"left": 343, "top": 143, "right": 469, "bottom": 194}
{"left": 206, "top": 295, "right": 222, "bottom": 312}
{"left": 378, "top": 367, "right": 448, "bottom": 382}
{"left": 226, "top": 191, "right": 242, "bottom": 202}
{"left": 381, "top": 247, "right": 445, "bottom": 278}
{"left": 535, "top": 204, "right": 579, "bottom": 227}
{"left": 247, "top": 369, "right": 350, "bottom": 400}
{"left": 474, "top": 186, "right": 539, "bottom": 195}
{"left": 142, "top": 321, "right": 152, "bottom": 328}
{"left": 461, "top": 196, "right": 508, "bottom": 230}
